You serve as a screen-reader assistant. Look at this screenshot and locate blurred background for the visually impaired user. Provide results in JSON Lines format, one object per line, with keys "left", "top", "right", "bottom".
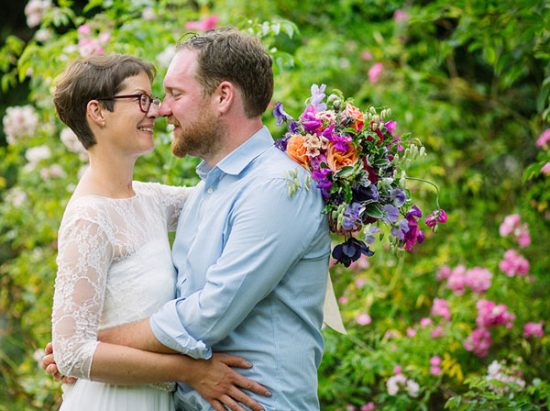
{"left": 1, "top": 0, "right": 548, "bottom": 409}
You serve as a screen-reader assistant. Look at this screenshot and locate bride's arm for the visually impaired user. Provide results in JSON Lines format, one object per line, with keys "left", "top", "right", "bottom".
{"left": 51, "top": 216, "right": 268, "bottom": 410}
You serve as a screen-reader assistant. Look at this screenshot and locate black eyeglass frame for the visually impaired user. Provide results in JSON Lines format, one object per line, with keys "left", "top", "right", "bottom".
{"left": 96, "top": 93, "right": 161, "bottom": 113}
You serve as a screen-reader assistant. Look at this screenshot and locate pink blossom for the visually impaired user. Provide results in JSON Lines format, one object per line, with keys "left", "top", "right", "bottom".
{"left": 420, "top": 317, "right": 432, "bottom": 327}
{"left": 2, "top": 105, "right": 39, "bottom": 144}
{"left": 355, "top": 278, "right": 366, "bottom": 287}
{"left": 78, "top": 38, "right": 104, "bottom": 57}
{"left": 476, "top": 299, "right": 515, "bottom": 329}
{"left": 24, "top": 0, "right": 51, "bottom": 28}
{"left": 431, "top": 298, "right": 451, "bottom": 321}
{"left": 523, "top": 322, "right": 544, "bottom": 338}
{"left": 77, "top": 24, "right": 91, "bottom": 36}
{"left": 406, "top": 327, "right": 417, "bottom": 337}
{"left": 431, "top": 326, "right": 444, "bottom": 338}
{"left": 185, "top": 15, "right": 218, "bottom": 31}
{"left": 356, "top": 313, "right": 372, "bottom": 325}
{"left": 536, "top": 128, "right": 550, "bottom": 148}
{"left": 517, "top": 228, "right": 531, "bottom": 247}
{"left": 465, "top": 267, "right": 492, "bottom": 293}
{"left": 436, "top": 265, "right": 452, "bottom": 281}
{"left": 541, "top": 162, "right": 550, "bottom": 175}
{"left": 447, "top": 269, "right": 467, "bottom": 295}
{"left": 425, "top": 209, "right": 448, "bottom": 227}
{"left": 361, "top": 403, "right": 376, "bottom": 411}
{"left": 499, "top": 249, "right": 529, "bottom": 277}
{"left": 464, "top": 327, "right": 492, "bottom": 357}
{"left": 430, "top": 357, "right": 442, "bottom": 376}
{"left": 368, "top": 63, "right": 384, "bottom": 84}
{"left": 393, "top": 9, "right": 410, "bottom": 23}
{"left": 338, "top": 296, "right": 348, "bottom": 304}
{"left": 393, "top": 365, "right": 402, "bottom": 375}
{"left": 361, "top": 51, "right": 373, "bottom": 61}
{"left": 499, "top": 214, "right": 521, "bottom": 236}
{"left": 430, "top": 356, "right": 441, "bottom": 366}
{"left": 346, "top": 405, "right": 356, "bottom": 411}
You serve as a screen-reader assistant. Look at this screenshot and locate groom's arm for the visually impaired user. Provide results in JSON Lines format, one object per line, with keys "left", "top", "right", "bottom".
{"left": 150, "top": 177, "right": 329, "bottom": 353}
{"left": 98, "top": 319, "right": 177, "bottom": 353}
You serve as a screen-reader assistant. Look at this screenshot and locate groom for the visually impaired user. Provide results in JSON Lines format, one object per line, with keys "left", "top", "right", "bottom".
{"left": 48, "top": 28, "right": 331, "bottom": 410}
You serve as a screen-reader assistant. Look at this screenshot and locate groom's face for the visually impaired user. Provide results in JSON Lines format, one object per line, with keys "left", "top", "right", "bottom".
{"left": 160, "top": 49, "right": 222, "bottom": 159}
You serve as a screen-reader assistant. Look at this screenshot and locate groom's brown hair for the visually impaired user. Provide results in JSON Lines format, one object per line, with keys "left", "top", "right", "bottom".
{"left": 177, "top": 27, "right": 273, "bottom": 118}
{"left": 53, "top": 54, "right": 155, "bottom": 149}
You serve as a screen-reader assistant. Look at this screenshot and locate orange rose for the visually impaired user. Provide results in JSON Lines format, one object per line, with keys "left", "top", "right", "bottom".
{"left": 327, "top": 142, "right": 358, "bottom": 172}
{"left": 344, "top": 103, "right": 364, "bottom": 131}
{"left": 286, "top": 134, "right": 310, "bottom": 170}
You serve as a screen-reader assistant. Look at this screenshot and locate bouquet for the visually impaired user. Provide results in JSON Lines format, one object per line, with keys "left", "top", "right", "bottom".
{"left": 274, "top": 84, "right": 446, "bottom": 267}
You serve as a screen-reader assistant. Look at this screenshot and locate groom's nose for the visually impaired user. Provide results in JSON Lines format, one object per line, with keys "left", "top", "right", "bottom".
{"left": 158, "top": 99, "right": 172, "bottom": 117}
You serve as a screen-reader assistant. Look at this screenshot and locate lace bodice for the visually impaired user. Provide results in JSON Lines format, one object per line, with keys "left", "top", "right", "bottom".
{"left": 52, "top": 182, "right": 192, "bottom": 380}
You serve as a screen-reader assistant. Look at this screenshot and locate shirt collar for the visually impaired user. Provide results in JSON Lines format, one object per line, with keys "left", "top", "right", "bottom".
{"left": 196, "top": 126, "right": 273, "bottom": 179}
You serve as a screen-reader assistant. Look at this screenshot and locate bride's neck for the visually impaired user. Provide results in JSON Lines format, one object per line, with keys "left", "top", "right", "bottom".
{"left": 78, "top": 151, "right": 137, "bottom": 199}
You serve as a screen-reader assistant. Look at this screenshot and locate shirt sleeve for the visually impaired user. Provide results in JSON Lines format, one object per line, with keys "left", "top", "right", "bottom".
{"left": 51, "top": 213, "right": 114, "bottom": 379}
{"left": 149, "top": 183, "right": 195, "bottom": 231}
{"left": 150, "top": 176, "right": 329, "bottom": 354}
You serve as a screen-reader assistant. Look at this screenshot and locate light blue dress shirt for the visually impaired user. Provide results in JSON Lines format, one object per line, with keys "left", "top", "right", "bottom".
{"left": 150, "top": 126, "right": 331, "bottom": 410}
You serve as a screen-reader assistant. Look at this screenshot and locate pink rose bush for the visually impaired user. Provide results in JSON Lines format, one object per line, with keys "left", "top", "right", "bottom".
{"left": 523, "top": 322, "right": 544, "bottom": 338}
{"left": 436, "top": 264, "right": 492, "bottom": 294}
{"left": 499, "top": 249, "right": 529, "bottom": 277}
{"left": 499, "top": 214, "right": 531, "bottom": 248}
{"left": 536, "top": 128, "right": 550, "bottom": 148}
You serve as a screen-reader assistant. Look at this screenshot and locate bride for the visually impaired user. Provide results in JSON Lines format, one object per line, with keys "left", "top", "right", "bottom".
{"left": 49, "top": 54, "right": 267, "bottom": 411}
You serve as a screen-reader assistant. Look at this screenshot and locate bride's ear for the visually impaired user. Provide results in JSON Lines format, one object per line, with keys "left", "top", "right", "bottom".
{"left": 86, "top": 100, "right": 107, "bottom": 128}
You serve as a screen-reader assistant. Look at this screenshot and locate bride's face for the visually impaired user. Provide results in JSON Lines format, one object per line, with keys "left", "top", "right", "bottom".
{"left": 100, "top": 71, "right": 159, "bottom": 157}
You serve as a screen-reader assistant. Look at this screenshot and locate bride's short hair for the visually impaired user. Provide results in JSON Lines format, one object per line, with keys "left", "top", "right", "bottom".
{"left": 53, "top": 54, "right": 155, "bottom": 149}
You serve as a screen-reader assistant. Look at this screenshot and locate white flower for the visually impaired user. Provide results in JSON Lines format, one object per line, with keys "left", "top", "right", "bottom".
{"left": 60, "top": 128, "right": 85, "bottom": 154}
{"left": 35, "top": 28, "right": 52, "bottom": 42}
{"left": 142, "top": 7, "right": 156, "bottom": 20}
{"left": 406, "top": 379, "right": 420, "bottom": 397}
{"left": 386, "top": 374, "right": 407, "bottom": 396}
{"left": 487, "top": 360, "right": 501, "bottom": 377}
{"left": 24, "top": 0, "right": 51, "bottom": 28}
{"left": 33, "top": 348, "right": 45, "bottom": 364}
{"left": 40, "top": 164, "right": 66, "bottom": 180}
{"left": 5, "top": 187, "right": 27, "bottom": 207}
{"left": 25, "top": 145, "right": 51, "bottom": 165}
{"left": 157, "top": 46, "right": 176, "bottom": 68}
{"left": 2, "top": 105, "right": 39, "bottom": 144}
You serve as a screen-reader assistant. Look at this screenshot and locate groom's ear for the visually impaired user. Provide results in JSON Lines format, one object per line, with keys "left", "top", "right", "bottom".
{"left": 215, "top": 81, "right": 236, "bottom": 115}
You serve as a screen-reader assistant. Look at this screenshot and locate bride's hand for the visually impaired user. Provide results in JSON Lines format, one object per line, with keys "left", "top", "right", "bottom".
{"left": 41, "top": 342, "right": 78, "bottom": 384}
{"left": 185, "top": 353, "right": 271, "bottom": 411}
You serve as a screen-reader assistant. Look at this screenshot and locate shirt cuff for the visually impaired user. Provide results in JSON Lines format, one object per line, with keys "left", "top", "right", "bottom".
{"left": 150, "top": 299, "right": 212, "bottom": 359}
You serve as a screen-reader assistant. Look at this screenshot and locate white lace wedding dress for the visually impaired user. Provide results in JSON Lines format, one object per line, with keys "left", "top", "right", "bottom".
{"left": 51, "top": 181, "right": 192, "bottom": 411}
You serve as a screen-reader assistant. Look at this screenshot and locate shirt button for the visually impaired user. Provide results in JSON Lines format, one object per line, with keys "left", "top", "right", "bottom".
{"left": 207, "top": 188, "right": 214, "bottom": 194}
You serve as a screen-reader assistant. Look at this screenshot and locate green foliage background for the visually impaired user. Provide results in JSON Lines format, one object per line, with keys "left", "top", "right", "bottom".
{"left": 0, "top": 0, "right": 549, "bottom": 409}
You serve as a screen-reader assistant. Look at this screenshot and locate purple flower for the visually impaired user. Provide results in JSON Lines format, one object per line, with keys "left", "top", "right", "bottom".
{"left": 402, "top": 206, "right": 424, "bottom": 250}
{"left": 300, "top": 105, "right": 323, "bottom": 132}
{"left": 332, "top": 237, "right": 374, "bottom": 267}
{"left": 310, "top": 84, "right": 327, "bottom": 111}
{"left": 342, "top": 202, "right": 364, "bottom": 231}
{"left": 311, "top": 167, "right": 332, "bottom": 199}
{"left": 390, "top": 188, "right": 407, "bottom": 207}
{"left": 353, "top": 184, "right": 379, "bottom": 202}
{"left": 364, "top": 225, "right": 381, "bottom": 245}
{"left": 383, "top": 204, "right": 399, "bottom": 224}
{"left": 274, "top": 135, "right": 289, "bottom": 151}
{"left": 391, "top": 218, "right": 409, "bottom": 240}
{"left": 273, "top": 102, "right": 293, "bottom": 126}
{"left": 407, "top": 205, "right": 422, "bottom": 219}
{"left": 385, "top": 120, "right": 397, "bottom": 135}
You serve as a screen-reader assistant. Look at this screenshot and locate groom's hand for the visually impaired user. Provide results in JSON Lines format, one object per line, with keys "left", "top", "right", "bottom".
{"left": 41, "top": 342, "right": 78, "bottom": 384}
{"left": 187, "top": 353, "right": 271, "bottom": 411}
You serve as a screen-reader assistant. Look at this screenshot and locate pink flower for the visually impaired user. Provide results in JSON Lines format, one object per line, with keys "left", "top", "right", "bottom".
{"left": 447, "top": 269, "right": 467, "bottom": 294}
{"left": 346, "top": 405, "right": 356, "bottom": 411}
{"left": 476, "top": 299, "right": 515, "bottom": 329}
{"left": 431, "top": 298, "right": 451, "bottom": 321}
{"left": 77, "top": 24, "right": 91, "bottom": 36}
{"left": 536, "top": 128, "right": 550, "bottom": 148}
{"left": 431, "top": 325, "right": 444, "bottom": 338}
{"left": 185, "top": 15, "right": 218, "bottom": 31}
{"left": 361, "top": 403, "right": 376, "bottom": 411}
{"left": 361, "top": 51, "right": 373, "bottom": 61}
{"left": 523, "top": 322, "right": 544, "bottom": 338}
{"left": 517, "top": 228, "right": 531, "bottom": 247}
{"left": 393, "top": 365, "right": 402, "bottom": 375}
{"left": 499, "top": 214, "right": 531, "bottom": 248}
{"left": 464, "top": 328, "right": 492, "bottom": 357}
{"left": 406, "top": 327, "right": 417, "bottom": 337}
{"left": 436, "top": 265, "right": 452, "bottom": 281}
{"left": 541, "top": 162, "right": 550, "bottom": 175}
{"left": 425, "top": 209, "right": 448, "bottom": 227}
{"left": 355, "top": 278, "right": 366, "bottom": 287}
{"left": 499, "top": 249, "right": 529, "bottom": 277}
{"left": 338, "top": 296, "right": 348, "bottom": 304}
{"left": 393, "top": 9, "right": 410, "bottom": 23}
{"left": 430, "top": 357, "right": 442, "bottom": 376}
{"left": 420, "top": 317, "right": 432, "bottom": 327}
{"left": 465, "top": 267, "right": 492, "bottom": 293}
{"left": 368, "top": 63, "right": 384, "bottom": 84}
{"left": 356, "top": 313, "right": 372, "bottom": 325}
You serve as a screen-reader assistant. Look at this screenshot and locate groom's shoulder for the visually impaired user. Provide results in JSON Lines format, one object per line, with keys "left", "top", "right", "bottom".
{"left": 252, "top": 145, "right": 309, "bottom": 179}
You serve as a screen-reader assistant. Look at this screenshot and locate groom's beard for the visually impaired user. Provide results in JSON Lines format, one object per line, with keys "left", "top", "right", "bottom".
{"left": 171, "top": 110, "right": 223, "bottom": 159}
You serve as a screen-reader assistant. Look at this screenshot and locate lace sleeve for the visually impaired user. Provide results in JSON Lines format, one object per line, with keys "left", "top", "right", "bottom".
{"left": 51, "top": 214, "right": 114, "bottom": 379}
{"left": 146, "top": 183, "right": 194, "bottom": 231}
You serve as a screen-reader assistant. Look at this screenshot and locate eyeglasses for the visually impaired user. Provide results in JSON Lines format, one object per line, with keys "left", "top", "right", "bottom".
{"left": 97, "top": 93, "right": 161, "bottom": 113}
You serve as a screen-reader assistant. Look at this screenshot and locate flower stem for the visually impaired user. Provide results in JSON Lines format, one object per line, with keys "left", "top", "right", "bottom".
{"left": 405, "top": 177, "right": 441, "bottom": 210}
